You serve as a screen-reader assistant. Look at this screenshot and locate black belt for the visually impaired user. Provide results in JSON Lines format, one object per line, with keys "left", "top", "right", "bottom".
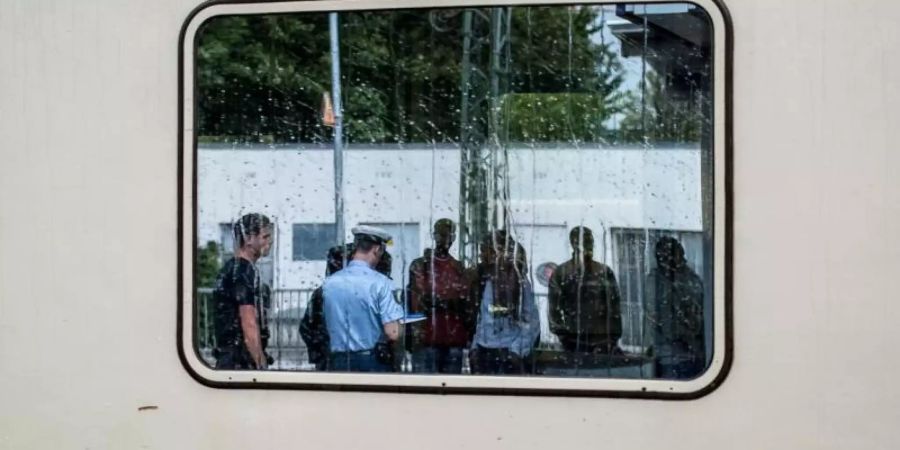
{"left": 330, "top": 349, "right": 373, "bottom": 356}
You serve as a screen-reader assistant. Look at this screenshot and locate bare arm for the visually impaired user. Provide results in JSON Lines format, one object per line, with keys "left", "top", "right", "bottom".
{"left": 382, "top": 320, "right": 401, "bottom": 342}
{"left": 239, "top": 305, "right": 266, "bottom": 369}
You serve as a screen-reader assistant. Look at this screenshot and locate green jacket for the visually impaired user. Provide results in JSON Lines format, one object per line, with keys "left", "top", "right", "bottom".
{"left": 548, "top": 258, "right": 622, "bottom": 352}
{"left": 644, "top": 265, "right": 704, "bottom": 364}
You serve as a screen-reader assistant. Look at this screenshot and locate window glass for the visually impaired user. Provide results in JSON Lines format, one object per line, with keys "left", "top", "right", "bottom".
{"left": 192, "top": 2, "right": 719, "bottom": 382}
{"left": 292, "top": 223, "right": 338, "bottom": 261}
{"left": 359, "top": 222, "right": 420, "bottom": 290}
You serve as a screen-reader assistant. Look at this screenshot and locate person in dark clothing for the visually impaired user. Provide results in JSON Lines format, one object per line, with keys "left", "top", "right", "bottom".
{"left": 548, "top": 226, "right": 623, "bottom": 354}
{"left": 375, "top": 249, "right": 393, "bottom": 280}
{"left": 645, "top": 236, "right": 705, "bottom": 379}
{"left": 300, "top": 244, "right": 351, "bottom": 371}
{"left": 408, "top": 219, "right": 471, "bottom": 374}
{"left": 211, "top": 213, "right": 273, "bottom": 370}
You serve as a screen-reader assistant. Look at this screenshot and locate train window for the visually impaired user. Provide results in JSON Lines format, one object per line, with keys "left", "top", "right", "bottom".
{"left": 180, "top": 0, "right": 730, "bottom": 396}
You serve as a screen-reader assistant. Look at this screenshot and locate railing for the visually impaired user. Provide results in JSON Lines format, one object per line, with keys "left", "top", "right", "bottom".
{"left": 265, "top": 289, "right": 315, "bottom": 370}
{"left": 195, "top": 287, "right": 216, "bottom": 350}
{"left": 195, "top": 288, "right": 316, "bottom": 370}
{"left": 195, "top": 288, "right": 648, "bottom": 369}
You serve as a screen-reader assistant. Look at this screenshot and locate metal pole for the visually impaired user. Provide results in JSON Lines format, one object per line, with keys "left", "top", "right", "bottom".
{"left": 459, "top": 10, "right": 473, "bottom": 266}
{"left": 330, "top": 12, "right": 345, "bottom": 249}
{"left": 489, "top": 8, "right": 502, "bottom": 230}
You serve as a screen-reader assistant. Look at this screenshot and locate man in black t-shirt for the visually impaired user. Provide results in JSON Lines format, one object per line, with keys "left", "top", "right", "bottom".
{"left": 212, "top": 213, "right": 273, "bottom": 370}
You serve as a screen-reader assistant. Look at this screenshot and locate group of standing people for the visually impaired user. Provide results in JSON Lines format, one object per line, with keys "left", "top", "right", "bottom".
{"left": 212, "top": 213, "right": 706, "bottom": 379}
{"left": 405, "top": 220, "right": 543, "bottom": 375}
{"left": 300, "top": 220, "right": 542, "bottom": 375}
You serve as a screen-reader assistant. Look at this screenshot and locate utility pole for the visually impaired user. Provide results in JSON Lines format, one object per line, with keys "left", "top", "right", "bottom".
{"left": 458, "top": 8, "right": 511, "bottom": 265}
{"left": 329, "top": 12, "right": 345, "bottom": 250}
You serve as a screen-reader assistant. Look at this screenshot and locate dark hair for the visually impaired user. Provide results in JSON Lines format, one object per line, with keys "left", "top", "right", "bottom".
{"left": 433, "top": 218, "right": 456, "bottom": 234}
{"left": 477, "top": 230, "right": 527, "bottom": 318}
{"left": 655, "top": 236, "right": 686, "bottom": 266}
{"left": 569, "top": 226, "right": 594, "bottom": 245}
{"left": 233, "top": 213, "right": 272, "bottom": 248}
{"left": 479, "top": 230, "right": 527, "bottom": 272}
{"left": 325, "top": 243, "right": 354, "bottom": 276}
{"left": 353, "top": 235, "right": 383, "bottom": 254}
{"left": 375, "top": 250, "right": 392, "bottom": 278}
{"left": 481, "top": 229, "right": 510, "bottom": 249}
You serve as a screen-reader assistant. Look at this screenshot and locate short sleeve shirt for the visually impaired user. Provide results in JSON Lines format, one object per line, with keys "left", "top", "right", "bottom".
{"left": 212, "top": 257, "right": 260, "bottom": 351}
{"left": 323, "top": 260, "right": 404, "bottom": 352}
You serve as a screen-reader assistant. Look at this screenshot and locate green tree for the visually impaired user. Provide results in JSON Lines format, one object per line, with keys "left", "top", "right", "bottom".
{"left": 195, "top": 241, "right": 221, "bottom": 348}
{"left": 197, "top": 15, "right": 331, "bottom": 143}
{"left": 195, "top": 11, "right": 461, "bottom": 144}
{"left": 195, "top": 7, "right": 630, "bottom": 144}
{"left": 500, "top": 93, "right": 617, "bottom": 142}
{"left": 196, "top": 241, "right": 222, "bottom": 288}
{"left": 501, "top": 6, "right": 628, "bottom": 142}
{"left": 618, "top": 69, "right": 706, "bottom": 144}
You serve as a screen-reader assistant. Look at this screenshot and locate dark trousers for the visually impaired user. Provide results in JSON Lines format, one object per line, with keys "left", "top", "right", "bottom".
{"left": 214, "top": 348, "right": 253, "bottom": 370}
{"left": 412, "top": 346, "right": 464, "bottom": 374}
{"left": 558, "top": 334, "right": 618, "bottom": 354}
{"left": 656, "top": 358, "right": 705, "bottom": 380}
{"left": 470, "top": 346, "right": 527, "bottom": 375}
{"left": 328, "top": 351, "right": 390, "bottom": 373}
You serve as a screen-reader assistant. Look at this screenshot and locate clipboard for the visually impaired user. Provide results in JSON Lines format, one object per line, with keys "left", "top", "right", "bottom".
{"left": 399, "top": 313, "right": 427, "bottom": 324}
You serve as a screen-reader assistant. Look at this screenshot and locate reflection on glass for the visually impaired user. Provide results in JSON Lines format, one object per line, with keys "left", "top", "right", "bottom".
{"left": 193, "top": 3, "right": 714, "bottom": 380}
{"left": 408, "top": 219, "right": 470, "bottom": 374}
{"left": 548, "top": 226, "right": 623, "bottom": 355}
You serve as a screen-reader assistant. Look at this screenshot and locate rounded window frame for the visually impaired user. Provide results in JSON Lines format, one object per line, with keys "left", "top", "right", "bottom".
{"left": 177, "top": 0, "right": 733, "bottom": 398}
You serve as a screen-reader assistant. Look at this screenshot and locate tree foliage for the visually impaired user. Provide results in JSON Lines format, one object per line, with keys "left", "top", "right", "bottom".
{"left": 195, "top": 7, "right": 703, "bottom": 145}
{"left": 196, "top": 11, "right": 464, "bottom": 144}
{"left": 618, "top": 70, "right": 706, "bottom": 144}
{"left": 195, "top": 241, "right": 222, "bottom": 348}
{"left": 196, "top": 241, "right": 221, "bottom": 288}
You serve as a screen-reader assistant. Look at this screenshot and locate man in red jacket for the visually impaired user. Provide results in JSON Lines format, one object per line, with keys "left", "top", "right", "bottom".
{"left": 408, "top": 219, "right": 471, "bottom": 373}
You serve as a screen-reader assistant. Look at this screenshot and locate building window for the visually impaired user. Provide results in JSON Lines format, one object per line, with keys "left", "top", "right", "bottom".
{"left": 292, "top": 223, "right": 338, "bottom": 261}
{"left": 611, "top": 228, "right": 709, "bottom": 358}
{"left": 182, "top": 0, "right": 730, "bottom": 397}
{"left": 218, "top": 223, "right": 235, "bottom": 260}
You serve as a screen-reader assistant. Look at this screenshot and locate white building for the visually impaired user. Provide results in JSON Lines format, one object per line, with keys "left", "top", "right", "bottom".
{"left": 197, "top": 142, "right": 706, "bottom": 352}
{"left": 198, "top": 142, "right": 703, "bottom": 289}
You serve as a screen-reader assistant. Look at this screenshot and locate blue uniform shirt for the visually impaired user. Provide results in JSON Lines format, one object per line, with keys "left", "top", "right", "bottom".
{"left": 323, "top": 260, "right": 404, "bottom": 352}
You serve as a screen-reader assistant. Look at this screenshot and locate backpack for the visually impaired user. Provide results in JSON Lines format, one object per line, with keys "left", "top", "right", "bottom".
{"left": 299, "top": 287, "right": 329, "bottom": 369}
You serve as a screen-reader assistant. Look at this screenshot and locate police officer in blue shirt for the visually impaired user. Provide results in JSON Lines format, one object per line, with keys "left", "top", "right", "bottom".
{"left": 323, "top": 225, "right": 404, "bottom": 372}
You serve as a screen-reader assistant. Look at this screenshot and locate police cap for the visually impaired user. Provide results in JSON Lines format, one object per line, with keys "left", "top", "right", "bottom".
{"left": 351, "top": 225, "right": 393, "bottom": 245}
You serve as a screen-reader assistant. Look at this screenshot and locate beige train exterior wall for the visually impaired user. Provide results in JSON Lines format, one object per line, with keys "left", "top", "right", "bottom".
{"left": 1, "top": 0, "right": 899, "bottom": 448}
